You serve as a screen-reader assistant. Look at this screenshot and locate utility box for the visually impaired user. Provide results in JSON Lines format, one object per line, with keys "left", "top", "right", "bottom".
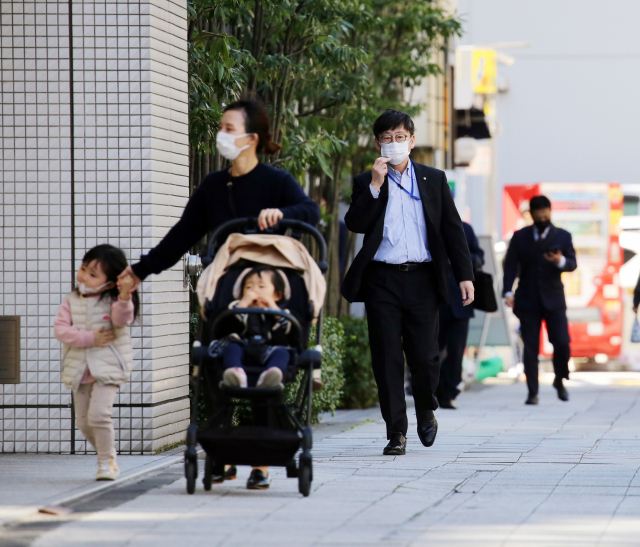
{"left": 0, "top": 317, "right": 20, "bottom": 384}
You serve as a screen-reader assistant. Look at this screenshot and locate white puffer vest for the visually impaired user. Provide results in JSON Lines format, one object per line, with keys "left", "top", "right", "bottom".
{"left": 61, "top": 291, "right": 134, "bottom": 391}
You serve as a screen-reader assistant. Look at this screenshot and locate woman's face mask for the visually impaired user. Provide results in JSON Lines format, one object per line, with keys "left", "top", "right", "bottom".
{"left": 380, "top": 141, "right": 411, "bottom": 165}
{"left": 216, "top": 131, "right": 251, "bottom": 161}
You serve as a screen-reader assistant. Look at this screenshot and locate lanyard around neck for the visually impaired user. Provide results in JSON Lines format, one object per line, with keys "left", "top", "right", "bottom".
{"left": 387, "top": 162, "right": 421, "bottom": 201}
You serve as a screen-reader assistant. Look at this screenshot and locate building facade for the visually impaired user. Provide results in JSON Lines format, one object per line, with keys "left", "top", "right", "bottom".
{"left": 0, "top": 0, "right": 191, "bottom": 453}
{"left": 457, "top": 0, "right": 640, "bottom": 234}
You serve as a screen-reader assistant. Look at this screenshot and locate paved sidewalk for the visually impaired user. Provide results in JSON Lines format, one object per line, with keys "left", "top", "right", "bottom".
{"left": 5, "top": 372, "right": 640, "bottom": 546}
{"left": 0, "top": 408, "right": 379, "bottom": 527}
{"left": 0, "top": 449, "right": 186, "bottom": 526}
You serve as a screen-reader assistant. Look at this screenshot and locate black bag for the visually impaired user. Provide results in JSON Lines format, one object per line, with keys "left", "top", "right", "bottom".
{"left": 473, "top": 270, "right": 498, "bottom": 313}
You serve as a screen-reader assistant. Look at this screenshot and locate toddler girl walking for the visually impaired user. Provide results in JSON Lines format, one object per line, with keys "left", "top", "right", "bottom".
{"left": 54, "top": 244, "right": 138, "bottom": 480}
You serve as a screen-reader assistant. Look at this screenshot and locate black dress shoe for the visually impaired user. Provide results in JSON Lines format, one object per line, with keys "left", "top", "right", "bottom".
{"left": 525, "top": 394, "right": 539, "bottom": 405}
{"left": 416, "top": 411, "right": 438, "bottom": 447}
{"left": 553, "top": 378, "right": 569, "bottom": 401}
{"left": 383, "top": 433, "right": 407, "bottom": 455}
{"left": 247, "top": 468, "right": 271, "bottom": 490}
{"left": 212, "top": 465, "right": 237, "bottom": 484}
{"left": 438, "top": 399, "right": 457, "bottom": 410}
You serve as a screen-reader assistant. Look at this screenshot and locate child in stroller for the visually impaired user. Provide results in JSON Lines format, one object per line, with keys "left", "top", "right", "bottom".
{"left": 186, "top": 218, "right": 327, "bottom": 497}
{"left": 221, "top": 265, "right": 298, "bottom": 390}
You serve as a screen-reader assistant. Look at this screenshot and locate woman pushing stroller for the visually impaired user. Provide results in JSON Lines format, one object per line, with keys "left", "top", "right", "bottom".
{"left": 119, "top": 99, "right": 320, "bottom": 490}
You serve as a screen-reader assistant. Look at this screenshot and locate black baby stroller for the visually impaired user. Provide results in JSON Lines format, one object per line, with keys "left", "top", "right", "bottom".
{"left": 185, "top": 217, "right": 327, "bottom": 497}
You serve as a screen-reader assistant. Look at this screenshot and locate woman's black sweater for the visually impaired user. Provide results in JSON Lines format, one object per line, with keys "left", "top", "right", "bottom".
{"left": 131, "top": 163, "right": 320, "bottom": 280}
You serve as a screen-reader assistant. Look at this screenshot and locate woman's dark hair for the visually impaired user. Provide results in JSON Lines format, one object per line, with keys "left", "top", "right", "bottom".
{"left": 530, "top": 195, "right": 552, "bottom": 211}
{"left": 373, "top": 109, "right": 415, "bottom": 139}
{"left": 80, "top": 244, "right": 140, "bottom": 319}
{"left": 224, "top": 100, "right": 281, "bottom": 155}
{"left": 242, "top": 265, "right": 286, "bottom": 302}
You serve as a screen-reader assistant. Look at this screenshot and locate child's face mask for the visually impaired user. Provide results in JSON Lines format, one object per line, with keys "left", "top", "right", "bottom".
{"left": 76, "top": 260, "right": 114, "bottom": 296}
{"left": 77, "top": 281, "right": 113, "bottom": 296}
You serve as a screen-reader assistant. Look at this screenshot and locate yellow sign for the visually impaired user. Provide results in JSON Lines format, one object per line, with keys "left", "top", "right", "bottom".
{"left": 472, "top": 49, "right": 497, "bottom": 94}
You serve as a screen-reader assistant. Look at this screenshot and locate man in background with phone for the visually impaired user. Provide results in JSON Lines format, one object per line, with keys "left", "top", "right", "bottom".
{"left": 503, "top": 195, "right": 577, "bottom": 405}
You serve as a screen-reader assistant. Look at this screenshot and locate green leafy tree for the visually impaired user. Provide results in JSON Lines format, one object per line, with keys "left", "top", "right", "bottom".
{"left": 187, "top": 0, "right": 461, "bottom": 313}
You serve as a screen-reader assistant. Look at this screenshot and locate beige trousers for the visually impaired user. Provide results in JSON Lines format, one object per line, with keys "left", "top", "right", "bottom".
{"left": 74, "top": 382, "right": 119, "bottom": 460}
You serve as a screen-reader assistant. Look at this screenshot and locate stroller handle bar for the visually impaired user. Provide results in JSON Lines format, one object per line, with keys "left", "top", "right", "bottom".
{"left": 206, "top": 218, "right": 328, "bottom": 273}
{"left": 210, "top": 307, "right": 304, "bottom": 351}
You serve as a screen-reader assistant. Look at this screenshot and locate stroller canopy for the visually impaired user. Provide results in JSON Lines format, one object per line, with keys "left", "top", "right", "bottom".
{"left": 197, "top": 233, "right": 327, "bottom": 321}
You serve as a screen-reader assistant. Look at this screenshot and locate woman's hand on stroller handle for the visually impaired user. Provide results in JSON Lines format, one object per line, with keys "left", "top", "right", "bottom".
{"left": 258, "top": 208, "right": 283, "bottom": 231}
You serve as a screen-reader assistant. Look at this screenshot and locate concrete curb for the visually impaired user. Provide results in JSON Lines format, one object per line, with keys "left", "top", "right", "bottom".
{"left": 45, "top": 451, "right": 189, "bottom": 509}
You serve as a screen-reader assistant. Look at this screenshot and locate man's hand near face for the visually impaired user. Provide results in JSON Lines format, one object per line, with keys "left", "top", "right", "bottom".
{"left": 371, "top": 157, "right": 391, "bottom": 192}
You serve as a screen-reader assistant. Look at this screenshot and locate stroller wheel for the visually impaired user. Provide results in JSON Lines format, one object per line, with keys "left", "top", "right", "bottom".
{"left": 298, "top": 452, "right": 312, "bottom": 497}
{"left": 203, "top": 455, "right": 213, "bottom": 491}
{"left": 185, "top": 458, "right": 197, "bottom": 495}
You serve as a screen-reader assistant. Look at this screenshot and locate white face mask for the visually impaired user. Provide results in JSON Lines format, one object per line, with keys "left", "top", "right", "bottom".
{"left": 216, "top": 131, "right": 251, "bottom": 161}
{"left": 380, "top": 141, "right": 411, "bottom": 165}
{"left": 77, "top": 281, "right": 113, "bottom": 296}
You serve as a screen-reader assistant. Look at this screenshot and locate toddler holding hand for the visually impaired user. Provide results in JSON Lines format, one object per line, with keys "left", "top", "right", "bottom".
{"left": 54, "top": 244, "right": 138, "bottom": 480}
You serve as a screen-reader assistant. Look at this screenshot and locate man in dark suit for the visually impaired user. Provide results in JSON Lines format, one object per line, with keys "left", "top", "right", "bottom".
{"left": 503, "top": 195, "right": 577, "bottom": 405}
{"left": 341, "top": 109, "right": 475, "bottom": 456}
{"left": 436, "top": 222, "right": 485, "bottom": 409}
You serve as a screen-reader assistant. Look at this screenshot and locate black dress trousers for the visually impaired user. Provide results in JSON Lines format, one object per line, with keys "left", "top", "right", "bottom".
{"left": 364, "top": 261, "right": 440, "bottom": 438}
{"left": 516, "top": 302, "right": 571, "bottom": 396}
{"left": 436, "top": 305, "right": 470, "bottom": 401}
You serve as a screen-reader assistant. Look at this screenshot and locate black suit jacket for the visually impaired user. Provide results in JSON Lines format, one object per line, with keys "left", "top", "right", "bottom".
{"left": 502, "top": 224, "right": 577, "bottom": 311}
{"left": 447, "top": 222, "right": 485, "bottom": 319}
{"left": 341, "top": 163, "right": 475, "bottom": 303}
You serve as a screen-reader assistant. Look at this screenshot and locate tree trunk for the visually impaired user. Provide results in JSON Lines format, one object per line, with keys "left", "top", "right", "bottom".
{"left": 337, "top": 231, "right": 356, "bottom": 317}
{"left": 323, "top": 155, "right": 345, "bottom": 317}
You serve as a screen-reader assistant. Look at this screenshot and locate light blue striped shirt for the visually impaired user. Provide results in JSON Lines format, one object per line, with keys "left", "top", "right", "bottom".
{"left": 370, "top": 160, "right": 431, "bottom": 264}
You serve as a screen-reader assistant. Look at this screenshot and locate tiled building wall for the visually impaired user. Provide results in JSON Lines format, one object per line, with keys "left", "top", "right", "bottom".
{"left": 1, "top": 0, "right": 74, "bottom": 453}
{"left": 142, "top": 0, "right": 190, "bottom": 451}
{"left": 0, "top": 0, "right": 190, "bottom": 454}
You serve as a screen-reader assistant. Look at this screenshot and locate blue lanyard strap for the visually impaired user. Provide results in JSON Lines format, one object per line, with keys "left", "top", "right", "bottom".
{"left": 387, "top": 162, "right": 421, "bottom": 201}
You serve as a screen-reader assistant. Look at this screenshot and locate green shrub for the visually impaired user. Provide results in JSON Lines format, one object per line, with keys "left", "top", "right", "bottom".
{"left": 284, "top": 316, "right": 345, "bottom": 424}
{"left": 338, "top": 316, "right": 378, "bottom": 409}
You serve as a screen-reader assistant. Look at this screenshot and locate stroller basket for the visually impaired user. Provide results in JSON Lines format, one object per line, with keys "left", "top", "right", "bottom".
{"left": 185, "top": 217, "right": 326, "bottom": 498}
{"left": 198, "top": 426, "right": 302, "bottom": 467}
